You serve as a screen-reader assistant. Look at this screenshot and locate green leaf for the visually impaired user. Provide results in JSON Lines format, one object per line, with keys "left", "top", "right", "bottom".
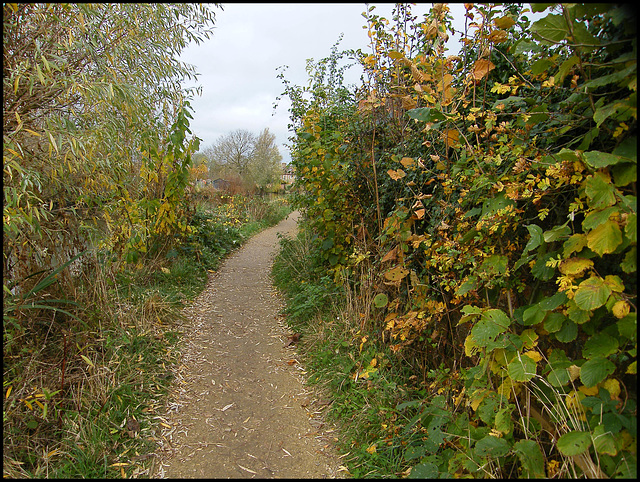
{"left": 523, "top": 224, "right": 544, "bottom": 252}
{"left": 479, "top": 254, "right": 508, "bottom": 277}
{"left": 555, "top": 55, "right": 580, "bottom": 84}
{"left": 408, "top": 462, "right": 438, "bottom": 479}
{"left": 512, "top": 439, "right": 546, "bottom": 478}
{"left": 554, "top": 319, "right": 577, "bottom": 342}
{"left": 582, "top": 333, "right": 619, "bottom": 359}
{"left": 583, "top": 151, "right": 626, "bottom": 168}
{"left": 456, "top": 275, "right": 479, "bottom": 296}
{"left": 574, "top": 276, "right": 612, "bottom": 311}
{"left": 547, "top": 357, "right": 573, "bottom": 387}
{"left": 530, "top": 14, "right": 568, "bottom": 43}
{"left": 580, "top": 356, "right": 616, "bottom": 387}
{"left": 584, "top": 172, "right": 618, "bottom": 208}
{"left": 543, "top": 312, "right": 565, "bottom": 333}
{"left": 471, "top": 309, "right": 511, "bottom": 347}
{"left": 507, "top": 353, "right": 537, "bottom": 382}
{"left": 586, "top": 220, "right": 622, "bottom": 256}
{"left": 624, "top": 213, "right": 636, "bottom": 243}
{"left": 617, "top": 312, "right": 637, "bottom": 341}
{"left": 543, "top": 223, "right": 571, "bottom": 243}
{"left": 539, "top": 291, "right": 568, "bottom": 311}
{"left": 523, "top": 303, "right": 546, "bottom": 326}
{"left": 621, "top": 246, "right": 636, "bottom": 273}
{"left": 474, "top": 435, "right": 510, "bottom": 458}
{"left": 495, "top": 407, "right": 514, "bottom": 435}
{"left": 563, "top": 233, "right": 588, "bottom": 257}
{"left": 567, "top": 299, "right": 592, "bottom": 324}
{"left": 584, "top": 63, "right": 637, "bottom": 90}
{"left": 582, "top": 207, "right": 618, "bottom": 230}
{"left": 532, "top": 252, "right": 556, "bottom": 281}
{"left": 592, "top": 426, "right": 617, "bottom": 456}
{"left": 611, "top": 162, "right": 636, "bottom": 187}
{"left": 373, "top": 293, "right": 388, "bottom": 308}
{"left": 406, "top": 107, "right": 446, "bottom": 123}
{"left": 298, "top": 131, "right": 315, "bottom": 141}
{"left": 557, "top": 431, "right": 592, "bottom": 456}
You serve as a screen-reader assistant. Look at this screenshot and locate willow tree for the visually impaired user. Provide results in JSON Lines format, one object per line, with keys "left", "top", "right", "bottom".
{"left": 3, "top": 3, "right": 219, "bottom": 285}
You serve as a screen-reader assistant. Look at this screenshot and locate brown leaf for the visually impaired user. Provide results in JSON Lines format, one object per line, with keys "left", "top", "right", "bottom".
{"left": 126, "top": 417, "right": 140, "bottom": 438}
{"left": 284, "top": 333, "right": 300, "bottom": 347}
{"left": 381, "top": 246, "right": 398, "bottom": 263}
{"left": 472, "top": 59, "right": 495, "bottom": 81}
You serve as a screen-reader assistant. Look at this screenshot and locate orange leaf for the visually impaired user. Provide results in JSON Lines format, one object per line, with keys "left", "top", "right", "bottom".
{"left": 444, "top": 129, "right": 459, "bottom": 147}
{"left": 472, "top": 59, "right": 495, "bottom": 81}
{"left": 381, "top": 247, "right": 398, "bottom": 263}
{"left": 400, "top": 157, "right": 415, "bottom": 168}
{"left": 387, "top": 169, "right": 406, "bottom": 180}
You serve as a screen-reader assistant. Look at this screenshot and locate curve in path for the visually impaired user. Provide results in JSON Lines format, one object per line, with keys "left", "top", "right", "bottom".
{"left": 156, "top": 211, "right": 342, "bottom": 478}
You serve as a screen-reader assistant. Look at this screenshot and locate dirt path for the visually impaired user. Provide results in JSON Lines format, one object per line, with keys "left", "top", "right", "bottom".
{"left": 155, "top": 211, "right": 343, "bottom": 478}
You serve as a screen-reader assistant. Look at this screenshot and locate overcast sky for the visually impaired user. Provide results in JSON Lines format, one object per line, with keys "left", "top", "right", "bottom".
{"left": 178, "top": 3, "right": 469, "bottom": 164}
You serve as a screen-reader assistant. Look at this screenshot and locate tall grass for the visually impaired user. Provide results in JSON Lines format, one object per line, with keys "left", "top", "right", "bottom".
{"left": 3, "top": 194, "right": 291, "bottom": 478}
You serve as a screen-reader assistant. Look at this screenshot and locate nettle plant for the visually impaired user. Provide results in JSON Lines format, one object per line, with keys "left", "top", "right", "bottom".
{"left": 286, "top": 3, "right": 636, "bottom": 478}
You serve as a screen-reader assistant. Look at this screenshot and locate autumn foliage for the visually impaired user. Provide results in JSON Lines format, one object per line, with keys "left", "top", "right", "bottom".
{"left": 281, "top": 3, "right": 636, "bottom": 478}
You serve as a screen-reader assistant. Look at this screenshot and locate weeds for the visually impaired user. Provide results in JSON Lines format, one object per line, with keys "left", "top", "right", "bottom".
{"left": 3, "top": 194, "right": 291, "bottom": 478}
{"left": 272, "top": 224, "right": 433, "bottom": 478}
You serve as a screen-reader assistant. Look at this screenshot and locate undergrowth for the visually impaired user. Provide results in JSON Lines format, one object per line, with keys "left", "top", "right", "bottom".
{"left": 273, "top": 220, "right": 435, "bottom": 478}
{"left": 3, "top": 194, "right": 291, "bottom": 478}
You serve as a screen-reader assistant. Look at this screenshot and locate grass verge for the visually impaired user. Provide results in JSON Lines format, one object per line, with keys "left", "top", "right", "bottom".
{"left": 272, "top": 223, "right": 437, "bottom": 478}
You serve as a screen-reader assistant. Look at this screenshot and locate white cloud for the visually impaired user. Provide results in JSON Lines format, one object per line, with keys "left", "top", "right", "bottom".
{"left": 179, "top": 3, "right": 471, "bottom": 164}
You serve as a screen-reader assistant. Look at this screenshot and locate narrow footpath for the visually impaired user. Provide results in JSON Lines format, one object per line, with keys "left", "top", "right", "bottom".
{"left": 155, "top": 211, "right": 343, "bottom": 478}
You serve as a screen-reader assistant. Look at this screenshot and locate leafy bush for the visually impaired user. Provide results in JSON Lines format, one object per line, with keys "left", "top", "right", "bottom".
{"left": 279, "top": 3, "right": 636, "bottom": 478}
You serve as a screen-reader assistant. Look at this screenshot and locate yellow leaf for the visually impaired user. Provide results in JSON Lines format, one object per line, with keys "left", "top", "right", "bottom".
{"left": 489, "top": 29, "right": 508, "bottom": 43}
{"left": 46, "top": 448, "right": 62, "bottom": 458}
{"left": 464, "top": 334, "right": 480, "bottom": 356}
{"left": 366, "top": 444, "right": 377, "bottom": 454}
{"left": 444, "top": 129, "right": 459, "bottom": 147}
{"left": 568, "top": 365, "right": 580, "bottom": 382}
{"left": 612, "top": 300, "right": 630, "bottom": 319}
{"left": 470, "top": 389, "right": 489, "bottom": 411}
{"left": 559, "top": 257, "right": 594, "bottom": 276}
{"left": 80, "top": 354, "right": 94, "bottom": 368}
{"left": 6, "top": 386, "right": 12, "bottom": 399}
{"left": 381, "top": 246, "right": 398, "bottom": 263}
{"left": 602, "top": 378, "right": 621, "bottom": 399}
{"left": 523, "top": 350, "right": 542, "bottom": 363}
{"left": 47, "top": 131, "right": 59, "bottom": 154}
{"left": 578, "top": 384, "right": 598, "bottom": 396}
{"left": 384, "top": 265, "right": 409, "bottom": 281}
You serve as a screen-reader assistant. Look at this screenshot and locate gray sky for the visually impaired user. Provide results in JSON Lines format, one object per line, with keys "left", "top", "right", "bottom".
{"left": 179, "top": 3, "right": 469, "bottom": 164}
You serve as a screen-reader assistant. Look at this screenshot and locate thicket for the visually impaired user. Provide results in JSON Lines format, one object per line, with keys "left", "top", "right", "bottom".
{"left": 277, "top": 3, "right": 636, "bottom": 478}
